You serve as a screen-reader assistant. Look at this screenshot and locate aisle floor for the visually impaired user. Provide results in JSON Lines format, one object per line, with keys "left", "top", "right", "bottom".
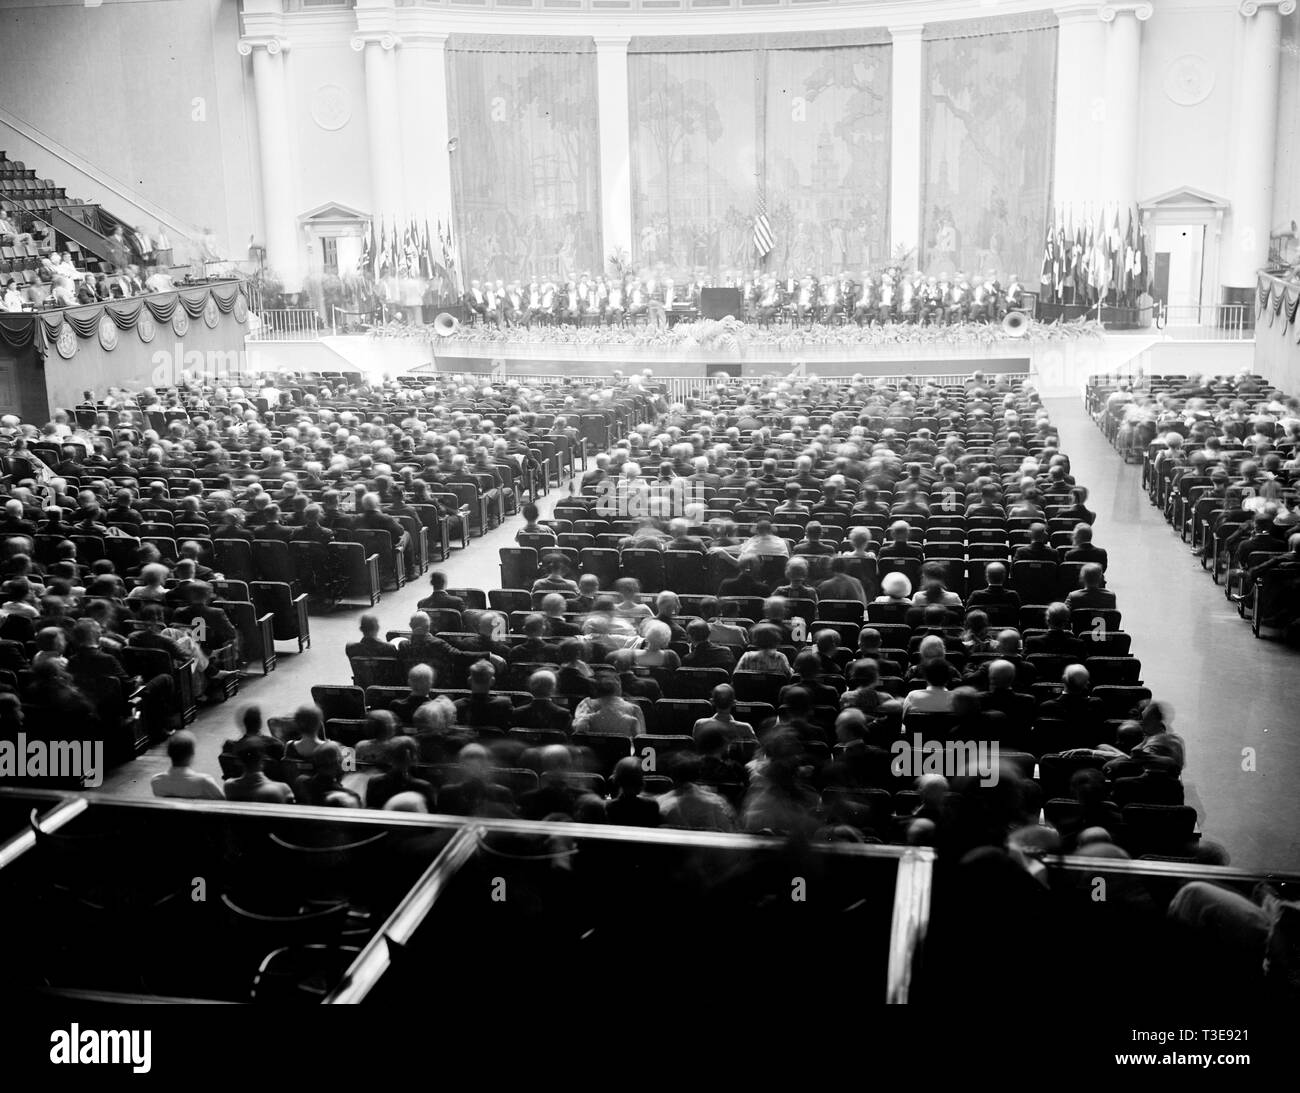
{"left": 1047, "top": 396, "right": 1298, "bottom": 871}
{"left": 97, "top": 397, "right": 1300, "bottom": 871}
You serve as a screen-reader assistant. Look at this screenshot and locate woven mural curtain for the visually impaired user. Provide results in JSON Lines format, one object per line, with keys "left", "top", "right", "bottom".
{"left": 446, "top": 38, "right": 602, "bottom": 283}
{"left": 628, "top": 36, "right": 890, "bottom": 277}
{"left": 763, "top": 44, "right": 891, "bottom": 275}
{"left": 628, "top": 49, "right": 760, "bottom": 274}
{"left": 920, "top": 15, "right": 1058, "bottom": 284}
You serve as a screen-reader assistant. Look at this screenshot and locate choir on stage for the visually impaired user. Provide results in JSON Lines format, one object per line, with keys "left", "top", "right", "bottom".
{"left": 459, "top": 268, "right": 1030, "bottom": 329}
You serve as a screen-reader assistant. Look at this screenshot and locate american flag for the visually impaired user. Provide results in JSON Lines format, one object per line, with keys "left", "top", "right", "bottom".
{"left": 753, "top": 192, "right": 774, "bottom": 260}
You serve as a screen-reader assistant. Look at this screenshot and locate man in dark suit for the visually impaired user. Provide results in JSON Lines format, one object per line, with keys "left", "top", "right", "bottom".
{"left": 1060, "top": 523, "right": 1108, "bottom": 570}
{"left": 1232, "top": 513, "right": 1285, "bottom": 569}
{"left": 519, "top": 745, "right": 580, "bottom": 820}
{"left": 681, "top": 620, "right": 737, "bottom": 670}
{"left": 66, "top": 617, "right": 131, "bottom": 690}
{"left": 212, "top": 511, "right": 255, "bottom": 542}
{"left": 508, "top": 614, "right": 561, "bottom": 665}
{"left": 437, "top": 743, "right": 517, "bottom": 816}
{"left": 346, "top": 614, "right": 397, "bottom": 661}
{"left": 453, "top": 660, "right": 513, "bottom": 731}
{"left": 418, "top": 571, "right": 467, "bottom": 614}
{"left": 977, "top": 659, "right": 1035, "bottom": 750}
{"left": 290, "top": 503, "right": 335, "bottom": 545}
{"left": 513, "top": 669, "right": 573, "bottom": 734}
{"left": 1024, "top": 602, "right": 1086, "bottom": 658}
{"left": 253, "top": 504, "right": 294, "bottom": 542}
{"left": 389, "top": 664, "right": 437, "bottom": 724}
{"left": 1013, "top": 523, "right": 1056, "bottom": 563}
{"left": 1066, "top": 564, "right": 1117, "bottom": 610}
{"left": 363, "top": 737, "right": 437, "bottom": 811}
{"left": 1039, "top": 664, "right": 1106, "bottom": 743}
{"left": 878, "top": 520, "right": 924, "bottom": 563}
{"left": 966, "top": 561, "right": 1022, "bottom": 613}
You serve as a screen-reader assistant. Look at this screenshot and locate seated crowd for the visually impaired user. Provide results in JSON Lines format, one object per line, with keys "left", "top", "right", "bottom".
{"left": 1, "top": 167, "right": 175, "bottom": 312}
{"left": 1093, "top": 371, "right": 1300, "bottom": 643}
{"left": 184, "top": 372, "right": 1209, "bottom": 865}
{"left": 0, "top": 371, "right": 587, "bottom": 764}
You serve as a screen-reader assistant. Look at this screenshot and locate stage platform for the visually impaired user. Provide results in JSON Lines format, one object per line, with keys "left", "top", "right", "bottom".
{"left": 242, "top": 325, "right": 1252, "bottom": 399}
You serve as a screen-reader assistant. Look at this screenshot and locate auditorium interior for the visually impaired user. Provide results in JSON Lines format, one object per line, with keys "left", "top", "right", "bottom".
{"left": 0, "top": 0, "right": 1298, "bottom": 1014}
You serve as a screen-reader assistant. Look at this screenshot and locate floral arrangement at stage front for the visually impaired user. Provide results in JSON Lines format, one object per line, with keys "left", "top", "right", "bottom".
{"left": 379, "top": 316, "right": 1106, "bottom": 353}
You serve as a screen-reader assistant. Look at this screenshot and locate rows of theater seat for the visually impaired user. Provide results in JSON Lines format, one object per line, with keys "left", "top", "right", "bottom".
{"left": 0, "top": 373, "right": 587, "bottom": 778}
{"left": 1089, "top": 372, "right": 1300, "bottom": 643}
{"left": 233, "top": 375, "right": 1202, "bottom": 861}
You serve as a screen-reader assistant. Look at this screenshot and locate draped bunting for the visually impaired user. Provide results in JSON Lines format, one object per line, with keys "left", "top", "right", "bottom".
{"left": 211, "top": 282, "right": 241, "bottom": 313}
{"left": 920, "top": 17, "right": 1058, "bottom": 283}
{"left": 179, "top": 288, "right": 212, "bottom": 318}
{"left": 107, "top": 300, "right": 144, "bottom": 330}
{"left": 61, "top": 307, "right": 102, "bottom": 340}
{"left": 1257, "top": 271, "right": 1300, "bottom": 341}
{"left": 143, "top": 293, "right": 179, "bottom": 323}
{"left": 0, "top": 280, "right": 246, "bottom": 356}
{"left": 447, "top": 42, "right": 602, "bottom": 283}
{"left": 0, "top": 314, "right": 36, "bottom": 349}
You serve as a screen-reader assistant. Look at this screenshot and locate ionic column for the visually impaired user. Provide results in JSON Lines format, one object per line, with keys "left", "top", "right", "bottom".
{"left": 1052, "top": 6, "right": 1108, "bottom": 212}
{"left": 888, "top": 24, "right": 925, "bottom": 265}
{"left": 352, "top": 31, "right": 405, "bottom": 223}
{"left": 594, "top": 35, "right": 632, "bottom": 269}
{"left": 1097, "top": 3, "right": 1153, "bottom": 208}
{"left": 1222, "top": 0, "right": 1296, "bottom": 287}
{"left": 238, "top": 35, "right": 302, "bottom": 292}
{"left": 397, "top": 32, "right": 453, "bottom": 233}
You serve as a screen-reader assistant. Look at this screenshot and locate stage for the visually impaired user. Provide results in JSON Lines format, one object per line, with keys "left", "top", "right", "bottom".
{"left": 241, "top": 319, "right": 1252, "bottom": 400}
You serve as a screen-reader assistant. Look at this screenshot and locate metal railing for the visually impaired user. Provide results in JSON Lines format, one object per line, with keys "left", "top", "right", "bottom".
{"left": 1154, "top": 302, "right": 1249, "bottom": 339}
{"left": 331, "top": 304, "right": 388, "bottom": 334}
{"left": 248, "top": 307, "right": 322, "bottom": 341}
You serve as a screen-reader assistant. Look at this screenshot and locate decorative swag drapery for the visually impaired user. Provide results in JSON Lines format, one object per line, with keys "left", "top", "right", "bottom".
{"left": 0, "top": 281, "right": 248, "bottom": 353}
{"left": 1258, "top": 271, "right": 1300, "bottom": 340}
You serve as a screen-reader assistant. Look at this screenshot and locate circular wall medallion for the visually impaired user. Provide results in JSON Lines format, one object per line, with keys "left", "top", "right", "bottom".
{"left": 311, "top": 84, "right": 352, "bottom": 132}
{"left": 233, "top": 293, "right": 249, "bottom": 323}
{"left": 202, "top": 296, "right": 220, "bottom": 328}
{"left": 1164, "top": 54, "right": 1214, "bottom": 107}
{"left": 98, "top": 313, "right": 119, "bottom": 351}
{"left": 173, "top": 310, "right": 190, "bottom": 337}
{"left": 54, "top": 322, "right": 76, "bottom": 360}
{"left": 138, "top": 311, "right": 157, "bottom": 343}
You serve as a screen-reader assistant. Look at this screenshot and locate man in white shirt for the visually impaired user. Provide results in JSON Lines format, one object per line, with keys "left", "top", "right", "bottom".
{"left": 739, "top": 518, "right": 790, "bottom": 559}
{"left": 902, "top": 659, "right": 956, "bottom": 715}
{"left": 150, "top": 731, "right": 225, "bottom": 800}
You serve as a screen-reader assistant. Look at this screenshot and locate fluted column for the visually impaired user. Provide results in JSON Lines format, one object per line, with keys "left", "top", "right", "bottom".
{"left": 1223, "top": 0, "right": 1295, "bottom": 287}
{"left": 594, "top": 35, "right": 632, "bottom": 271}
{"left": 238, "top": 34, "right": 301, "bottom": 292}
{"left": 888, "top": 24, "right": 925, "bottom": 266}
{"left": 397, "top": 31, "right": 453, "bottom": 234}
{"left": 1052, "top": 5, "right": 1108, "bottom": 213}
{"left": 1097, "top": 3, "right": 1152, "bottom": 208}
{"left": 352, "top": 31, "right": 405, "bottom": 222}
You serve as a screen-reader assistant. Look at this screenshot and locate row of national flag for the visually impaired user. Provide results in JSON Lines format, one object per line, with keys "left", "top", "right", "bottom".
{"left": 1039, "top": 204, "right": 1150, "bottom": 308}
{"left": 357, "top": 215, "right": 460, "bottom": 296}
